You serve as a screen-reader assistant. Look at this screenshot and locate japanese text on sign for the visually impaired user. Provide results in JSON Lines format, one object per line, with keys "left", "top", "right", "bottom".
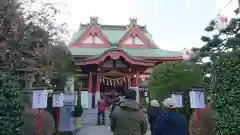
{"left": 32, "top": 90, "right": 48, "bottom": 108}
{"left": 52, "top": 93, "right": 64, "bottom": 107}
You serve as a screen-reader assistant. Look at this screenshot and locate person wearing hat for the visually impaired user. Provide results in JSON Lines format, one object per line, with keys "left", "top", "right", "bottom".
{"left": 153, "top": 98, "right": 188, "bottom": 135}
{"left": 148, "top": 100, "right": 161, "bottom": 134}
{"left": 110, "top": 89, "right": 148, "bottom": 135}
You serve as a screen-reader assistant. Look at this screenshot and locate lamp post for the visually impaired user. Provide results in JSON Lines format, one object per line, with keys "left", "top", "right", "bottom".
{"left": 52, "top": 91, "right": 64, "bottom": 135}
{"left": 30, "top": 82, "right": 50, "bottom": 135}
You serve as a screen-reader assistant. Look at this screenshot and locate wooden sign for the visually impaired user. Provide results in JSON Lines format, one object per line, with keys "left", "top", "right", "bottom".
{"left": 190, "top": 91, "right": 205, "bottom": 108}
{"left": 52, "top": 93, "right": 64, "bottom": 107}
{"left": 32, "top": 90, "right": 48, "bottom": 108}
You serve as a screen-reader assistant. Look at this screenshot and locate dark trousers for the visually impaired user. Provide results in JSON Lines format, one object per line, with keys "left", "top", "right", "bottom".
{"left": 97, "top": 110, "right": 105, "bottom": 125}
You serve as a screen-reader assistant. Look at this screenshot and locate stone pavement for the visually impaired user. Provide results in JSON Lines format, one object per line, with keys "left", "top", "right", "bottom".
{"left": 76, "top": 125, "right": 151, "bottom": 135}
{"left": 78, "top": 108, "right": 150, "bottom": 135}
{"left": 76, "top": 125, "right": 111, "bottom": 135}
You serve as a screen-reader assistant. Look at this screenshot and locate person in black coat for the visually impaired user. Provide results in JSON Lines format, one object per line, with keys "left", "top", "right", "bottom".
{"left": 109, "top": 93, "right": 121, "bottom": 117}
{"left": 148, "top": 100, "right": 161, "bottom": 134}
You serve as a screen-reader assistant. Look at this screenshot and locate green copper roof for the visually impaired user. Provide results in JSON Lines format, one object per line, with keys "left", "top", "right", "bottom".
{"left": 101, "top": 29, "right": 126, "bottom": 44}
{"left": 70, "top": 47, "right": 182, "bottom": 58}
{"left": 70, "top": 24, "right": 153, "bottom": 46}
{"left": 73, "top": 48, "right": 154, "bottom": 63}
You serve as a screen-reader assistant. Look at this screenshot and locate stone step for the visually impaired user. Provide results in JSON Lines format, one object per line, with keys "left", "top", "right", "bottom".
{"left": 81, "top": 109, "right": 110, "bottom": 125}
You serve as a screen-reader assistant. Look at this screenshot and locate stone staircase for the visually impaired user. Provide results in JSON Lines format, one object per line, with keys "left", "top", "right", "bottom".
{"left": 81, "top": 108, "right": 110, "bottom": 125}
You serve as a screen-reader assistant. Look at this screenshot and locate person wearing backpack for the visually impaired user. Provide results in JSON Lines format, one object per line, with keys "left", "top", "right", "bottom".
{"left": 110, "top": 89, "right": 148, "bottom": 135}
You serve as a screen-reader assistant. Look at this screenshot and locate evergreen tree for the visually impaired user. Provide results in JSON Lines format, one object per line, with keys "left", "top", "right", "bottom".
{"left": 149, "top": 61, "right": 204, "bottom": 124}
{"left": 0, "top": 0, "right": 74, "bottom": 89}
{"left": 192, "top": 8, "right": 240, "bottom": 70}
{"left": 0, "top": 72, "right": 23, "bottom": 135}
{"left": 192, "top": 8, "right": 240, "bottom": 135}
{"left": 149, "top": 61, "right": 204, "bottom": 100}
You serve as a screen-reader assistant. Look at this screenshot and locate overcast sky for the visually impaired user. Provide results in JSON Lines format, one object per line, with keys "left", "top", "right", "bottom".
{"left": 40, "top": 0, "right": 238, "bottom": 51}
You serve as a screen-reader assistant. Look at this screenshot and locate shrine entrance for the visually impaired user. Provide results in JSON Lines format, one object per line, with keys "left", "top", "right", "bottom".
{"left": 74, "top": 49, "right": 155, "bottom": 108}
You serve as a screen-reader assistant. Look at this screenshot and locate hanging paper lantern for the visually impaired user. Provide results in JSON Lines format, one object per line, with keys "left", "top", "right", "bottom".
{"left": 182, "top": 48, "right": 191, "bottom": 60}
{"left": 215, "top": 14, "right": 228, "bottom": 31}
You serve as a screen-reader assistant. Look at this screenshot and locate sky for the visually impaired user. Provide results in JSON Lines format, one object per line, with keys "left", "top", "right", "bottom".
{"left": 40, "top": 0, "right": 238, "bottom": 51}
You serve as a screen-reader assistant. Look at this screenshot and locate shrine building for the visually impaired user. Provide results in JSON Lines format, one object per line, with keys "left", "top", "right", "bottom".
{"left": 69, "top": 17, "right": 189, "bottom": 108}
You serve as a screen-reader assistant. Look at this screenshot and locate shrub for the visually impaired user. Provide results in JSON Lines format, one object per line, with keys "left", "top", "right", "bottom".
{"left": 210, "top": 52, "right": 240, "bottom": 135}
{"left": 0, "top": 72, "right": 23, "bottom": 135}
{"left": 72, "top": 104, "right": 83, "bottom": 117}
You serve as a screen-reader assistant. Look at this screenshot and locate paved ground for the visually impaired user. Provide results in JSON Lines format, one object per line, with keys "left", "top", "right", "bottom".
{"left": 76, "top": 125, "right": 151, "bottom": 135}
{"left": 76, "top": 125, "right": 111, "bottom": 135}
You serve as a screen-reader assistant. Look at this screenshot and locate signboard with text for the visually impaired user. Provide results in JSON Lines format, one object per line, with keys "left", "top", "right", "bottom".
{"left": 32, "top": 90, "right": 48, "bottom": 108}
{"left": 171, "top": 94, "right": 183, "bottom": 108}
{"left": 189, "top": 91, "right": 205, "bottom": 108}
{"left": 52, "top": 93, "right": 64, "bottom": 107}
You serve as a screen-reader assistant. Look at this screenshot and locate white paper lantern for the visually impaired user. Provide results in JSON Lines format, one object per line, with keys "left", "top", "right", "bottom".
{"left": 215, "top": 15, "right": 228, "bottom": 30}
{"left": 182, "top": 48, "right": 191, "bottom": 60}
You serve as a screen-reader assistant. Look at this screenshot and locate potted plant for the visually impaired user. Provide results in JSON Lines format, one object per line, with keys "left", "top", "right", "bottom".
{"left": 71, "top": 93, "right": 83, "bottom": 128}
